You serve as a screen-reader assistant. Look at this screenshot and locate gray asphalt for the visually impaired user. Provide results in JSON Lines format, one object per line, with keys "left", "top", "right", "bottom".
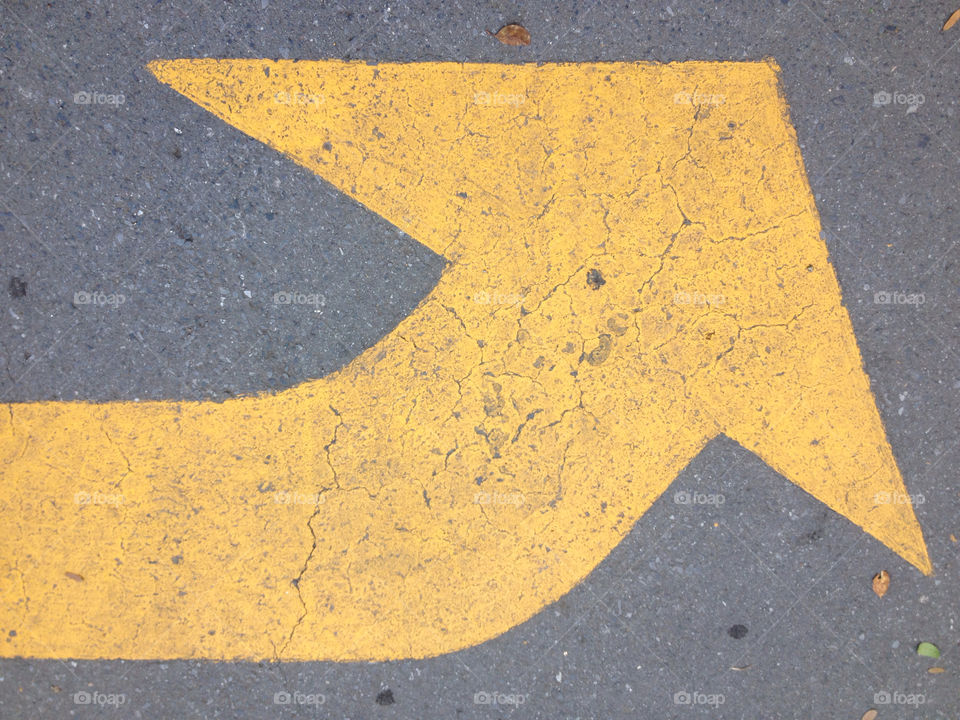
{"left": 1, "top": 1, "right": 958, "bottom": 718}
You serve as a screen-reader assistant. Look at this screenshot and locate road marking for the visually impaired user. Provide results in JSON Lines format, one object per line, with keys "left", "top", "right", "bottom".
{"left": 1, "top": 60, "right": 930, "bottom": 662}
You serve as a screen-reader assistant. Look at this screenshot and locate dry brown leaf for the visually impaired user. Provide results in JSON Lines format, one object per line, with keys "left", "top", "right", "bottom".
{"left": 944, "top": 8, "right": 960, "bottom": 31}
{"left": 65, "top": 571, "right": 84, "bottom": 582}
{"left": 872, "top": 570, "right": 890, "bottom": 597}
{"left": 928, "top": 667, "right": 945, "bottom": 673}
{"left": 490, "top": 24, "right": 531, "bottom": 46}
{"left": 861, "top": 711, "right": 878, "bottom": 720}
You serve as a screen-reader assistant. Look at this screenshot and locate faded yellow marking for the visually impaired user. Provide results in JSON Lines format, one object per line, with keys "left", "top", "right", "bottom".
{"left": 0, "top": 60, "right": 931, "bottom": 662}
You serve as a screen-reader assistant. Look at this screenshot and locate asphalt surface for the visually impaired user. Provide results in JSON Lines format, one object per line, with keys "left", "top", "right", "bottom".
{"left": 1, "top": 1, "right": 958, "bottom": 718}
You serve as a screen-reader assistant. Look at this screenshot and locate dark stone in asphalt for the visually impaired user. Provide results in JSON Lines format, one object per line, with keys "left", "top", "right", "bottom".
{"left": 728, "top": 624, "right": 749, "bottom": 640}
{"left": 8, "top": 276, "right": 27, "bottom": 298}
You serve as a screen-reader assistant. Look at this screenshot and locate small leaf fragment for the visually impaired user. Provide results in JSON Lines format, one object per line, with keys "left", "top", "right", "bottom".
{"left": 491, "top": 24, "right": 531, "bottom": 46}
{"left": 861, "top": 710, "right": 878, "bottom": 720}
{"left": 917, "top": 641, "right": 940, "bottom": 659}
{"left": 944, "top": 8, "right": 960, "bottom": 31}
{"left": 872, "top": 570, "right": 890, "bottom": 597}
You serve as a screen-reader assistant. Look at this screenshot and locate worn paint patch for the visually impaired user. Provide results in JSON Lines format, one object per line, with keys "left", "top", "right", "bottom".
{"left": 0, "top": 60, "right": 931, "bottom": 662}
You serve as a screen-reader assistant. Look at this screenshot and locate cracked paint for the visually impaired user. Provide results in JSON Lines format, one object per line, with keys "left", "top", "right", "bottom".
{"left": 0, "top": 59, "right": 930, "bottom": 662}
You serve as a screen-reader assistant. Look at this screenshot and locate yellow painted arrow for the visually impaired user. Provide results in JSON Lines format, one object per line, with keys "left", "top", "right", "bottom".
{"left": 0, "top": 59, "right": 930, "bottom": 662}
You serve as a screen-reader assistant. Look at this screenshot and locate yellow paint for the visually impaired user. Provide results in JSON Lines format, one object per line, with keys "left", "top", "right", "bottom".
{"left": 0, "top": 60, "right": 931, "bottom": 662}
